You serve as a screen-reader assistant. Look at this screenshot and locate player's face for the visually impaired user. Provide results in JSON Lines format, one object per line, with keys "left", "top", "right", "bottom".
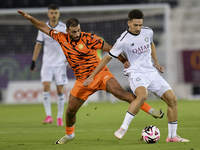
{"left": 128, "top": 19, "right": 143, "bottom": 35}
{"left": 47, "top": 9, "right": 60, "bottom": 22}
{"left": 67, "top": 25, "right": 81, "bottom": 41}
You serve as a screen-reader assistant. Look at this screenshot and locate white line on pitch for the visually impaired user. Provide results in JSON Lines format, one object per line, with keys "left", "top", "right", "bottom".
{"left": 0, "top": 127, "right": 199, "bottom": 134}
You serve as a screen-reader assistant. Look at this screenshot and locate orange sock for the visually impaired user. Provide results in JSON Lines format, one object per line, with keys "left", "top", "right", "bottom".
{"left": 140, "top": 102, "right": 152, "bottom": 114}
{"left": 66, "top": 126, "right": 75, "bottom": 135}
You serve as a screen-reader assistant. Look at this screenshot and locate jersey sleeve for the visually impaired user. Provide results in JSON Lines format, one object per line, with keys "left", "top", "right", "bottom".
{"left": 108, "top": 40, "right": 123, "bottom": 59}
{"left": 49, "top": 29, "right": 61, "bottom": 43}
{"left": 150, "top": 30, "right": 153, "bottom": 44}
{"left": 87, "top": 34, "right": 104, "bottom": 50}
{"left": 36, "top": 30, "right": 44, "bottom": 44}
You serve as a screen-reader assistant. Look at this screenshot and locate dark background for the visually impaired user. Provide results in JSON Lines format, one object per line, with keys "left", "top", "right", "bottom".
{"left": 0, "top": 0, "right": 178, "bottom": 8}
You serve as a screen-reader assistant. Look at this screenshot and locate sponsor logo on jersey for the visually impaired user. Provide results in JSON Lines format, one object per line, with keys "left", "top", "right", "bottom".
{"left": 78, "top": 44, "right": 84, "bottom": 49}
{"left": 104, "top": 75, "right": 109, "bottom": 80}
{"left": 132, "top": 44, "right": 150, "bottom": 55}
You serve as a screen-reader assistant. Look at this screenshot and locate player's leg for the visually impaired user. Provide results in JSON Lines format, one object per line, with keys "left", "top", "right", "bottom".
{"left": 41, "top": 66, "right": 53, "bottom": 124}
{"left": 54, "top": 65, "right": 68, "bottom": 126}
{"left": 105, "top": 76, "right": 163, "bottom": 118}
{"left": 113, "top": 86, "right": 148, "bottom": 139}
{"left": 161, "top": 90, "right": 189, "bottom": 142}
{"left": 55, "top": 80, "right": 93, "bottom": 144}
{"left": 56, "top": 85, "right": 65, "bottom": 126}
{"left": 55, "top": 94, "right": 85, "bottom": 144}
{"left": 150, "top": 73, "right": 189, "bottom": 142}
{"left": 42, "top": 81, "right": 53, "bottom": 124}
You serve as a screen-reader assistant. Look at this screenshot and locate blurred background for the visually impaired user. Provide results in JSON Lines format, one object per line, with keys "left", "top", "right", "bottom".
{"left": 0, "top": 0, "right": 200, "bottom": 104}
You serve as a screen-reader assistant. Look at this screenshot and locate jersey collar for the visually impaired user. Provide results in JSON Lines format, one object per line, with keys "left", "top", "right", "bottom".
{"left": 48, "top": 21, "right": 59, "bottom": 29}
{"left": 127, "top": 29, "right": 140, "bottom": 36}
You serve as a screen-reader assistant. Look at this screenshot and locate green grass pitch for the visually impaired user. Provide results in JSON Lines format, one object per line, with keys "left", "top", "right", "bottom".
{"left": 0, "top": 100, "right": 199, "bottom": 150}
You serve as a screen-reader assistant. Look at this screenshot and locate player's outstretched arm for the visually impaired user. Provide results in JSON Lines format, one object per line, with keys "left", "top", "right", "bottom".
{"left": 83, "top": 54, "right": 112, "bottom": 87}
{"left": 17, "top": 10, "right": 51, "bottom": 36}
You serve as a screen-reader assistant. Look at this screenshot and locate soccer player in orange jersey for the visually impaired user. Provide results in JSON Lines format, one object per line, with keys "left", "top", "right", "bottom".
{"left": 18, "top": 10, "right": 164, "bottom": 144}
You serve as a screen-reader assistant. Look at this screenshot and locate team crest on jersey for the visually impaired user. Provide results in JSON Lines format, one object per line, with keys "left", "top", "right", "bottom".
{"left": 144, "top": 37, "right": 149, "bottom": 42}
{"left": 131, "top": 43, "right": 134, "bottom": 46}
{"left": 78, "top": 44, "right": 84, "bottom": 49}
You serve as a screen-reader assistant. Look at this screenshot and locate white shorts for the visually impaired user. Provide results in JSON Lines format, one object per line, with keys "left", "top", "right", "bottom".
{"left": 127, "top": 71, "right": 171, "bottom": 98}
{"left": 41, "top": 65, "right": 68, "bottom": 85}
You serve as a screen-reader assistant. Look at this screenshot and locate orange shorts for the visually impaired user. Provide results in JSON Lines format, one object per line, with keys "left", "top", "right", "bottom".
{"left": 70, "top": 70, "right": 115, "bottom": 100}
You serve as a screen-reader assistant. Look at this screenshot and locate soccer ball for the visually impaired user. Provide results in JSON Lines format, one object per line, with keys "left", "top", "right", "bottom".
{"left": 141, "top": 125, "right": 160, "bottom": 143}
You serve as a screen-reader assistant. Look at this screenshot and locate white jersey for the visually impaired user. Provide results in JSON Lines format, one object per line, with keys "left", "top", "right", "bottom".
{"left": 109, "top": 27, "right": 157, "bottom": 73}
{"left": 36, "top": 21, "right": 66, "bottom": 67}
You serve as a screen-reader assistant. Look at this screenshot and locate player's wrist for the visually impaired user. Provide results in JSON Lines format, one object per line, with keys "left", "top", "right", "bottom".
{"left": 30, "top": 60, "right": 36, "bottom": 70}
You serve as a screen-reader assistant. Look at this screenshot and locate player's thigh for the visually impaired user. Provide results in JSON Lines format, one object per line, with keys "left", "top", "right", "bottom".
{"left": 128, "top": 72, "right": 149, "bottom": 96}
{"left": 41, "top": 66, "right": 54, "bottom": 82}
{"left": 71, "top": 80, "right": 96, "bottom": 101}
{"left": 56, "top": 85, "right": 64, "bottom": 94}
{"left": 161, "top": 89, "right": 177, "bottom": 106}
{"left": 67, "top": 94, "right": 85, "bottom": 114}
{"left": 54, "top": 65, "right": 68, "bottom": 85}
{"left": 42, "top": 81, "right": 51, "bottom": 91}
{"left": 106, "top": 77, "right": 126, "bottom": 94}
{"left": 148, "top": 72, "right": 171, "bottom": 98}
{"left": 135, "top": 86, "right": 148, "bottom": 100}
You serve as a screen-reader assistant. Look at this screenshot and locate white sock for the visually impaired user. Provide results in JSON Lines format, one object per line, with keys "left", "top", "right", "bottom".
{"left": 148, "top": 108, "right": 154, "bottom": 114}
{"left": 120, "top": 111, "right": 135, "bottom": 131}
{"left": 168, "top": 121, "right": 177, "bottom": 138}
{"left": 43, "top": 92, "right": 51, "bottom": 116}
{"left": 57, "top": 93, "right": 65, "bottom": 118}
{"left": 66, "top": 133, "right": 75, "bottom": 139}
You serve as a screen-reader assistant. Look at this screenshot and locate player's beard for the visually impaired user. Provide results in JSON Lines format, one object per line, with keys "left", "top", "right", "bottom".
{"left": 71, "top": 36, "right": 80, "bottom": 42}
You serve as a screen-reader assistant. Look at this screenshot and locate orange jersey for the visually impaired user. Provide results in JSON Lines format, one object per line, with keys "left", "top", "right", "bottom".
{"left": 50, "top": 29, "right": 109, "bottom": 81}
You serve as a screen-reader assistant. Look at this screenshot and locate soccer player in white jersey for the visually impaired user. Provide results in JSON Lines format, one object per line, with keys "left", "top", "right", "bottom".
{"left": 83, "top": 9, "right": 189, "bottom": 142}
{"left": 30, "top": 4, "right": 69, "bottom": 126}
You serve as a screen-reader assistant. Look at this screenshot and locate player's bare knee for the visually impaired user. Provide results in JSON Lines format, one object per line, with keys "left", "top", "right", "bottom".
{"left": 43, "top": 86, "right": 50, "bottom": 92}
{"left": 57, "top": 86, "right": 64, "bottom": 94}
{"left": 167, "top": 95, "right": 177, "bottom": 107}
{"left": 57, "top": 89, "right": 64, "bottom": 95}
{"left": 66, "top": 110, "right": 76, "bottom": 119}
{"left": 138, "top": 94, "right": 147, "bottom": 103}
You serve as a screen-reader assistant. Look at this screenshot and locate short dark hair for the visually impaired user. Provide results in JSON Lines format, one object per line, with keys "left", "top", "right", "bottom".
{"left": 128, "top": 9, "right": 143, "bottom": 20}
{"left": 66, "top": 18, "right": 80, "bottom": 29}
{"left": 48, "top": 4, "right": 59, "bottom": 10}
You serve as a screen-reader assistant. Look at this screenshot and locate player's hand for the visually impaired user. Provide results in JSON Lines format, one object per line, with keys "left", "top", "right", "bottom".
{"left": 124, "top": 61, "right": 130, "bottom": 68}
{"left": 17, "top": 9, "right": 31, "bottom": 19}
{"left": 83, "top": 77, "right": 93, "bottom": 87}
{"left": 30, "top": 60, "right": 36, "bottom": 73}
{"left": 156, "top": 65, "right": 164, "bottom": 73}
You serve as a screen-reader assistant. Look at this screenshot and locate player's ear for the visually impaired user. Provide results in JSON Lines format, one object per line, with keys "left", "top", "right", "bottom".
{"left": 58, "top": 11, "right": 60, "bottom": 18}
{"left": 47, "top": 11, "right": 50, "bottom": 18}
{"left": 127, "top": 20, "right": 130, "bottom": 27}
